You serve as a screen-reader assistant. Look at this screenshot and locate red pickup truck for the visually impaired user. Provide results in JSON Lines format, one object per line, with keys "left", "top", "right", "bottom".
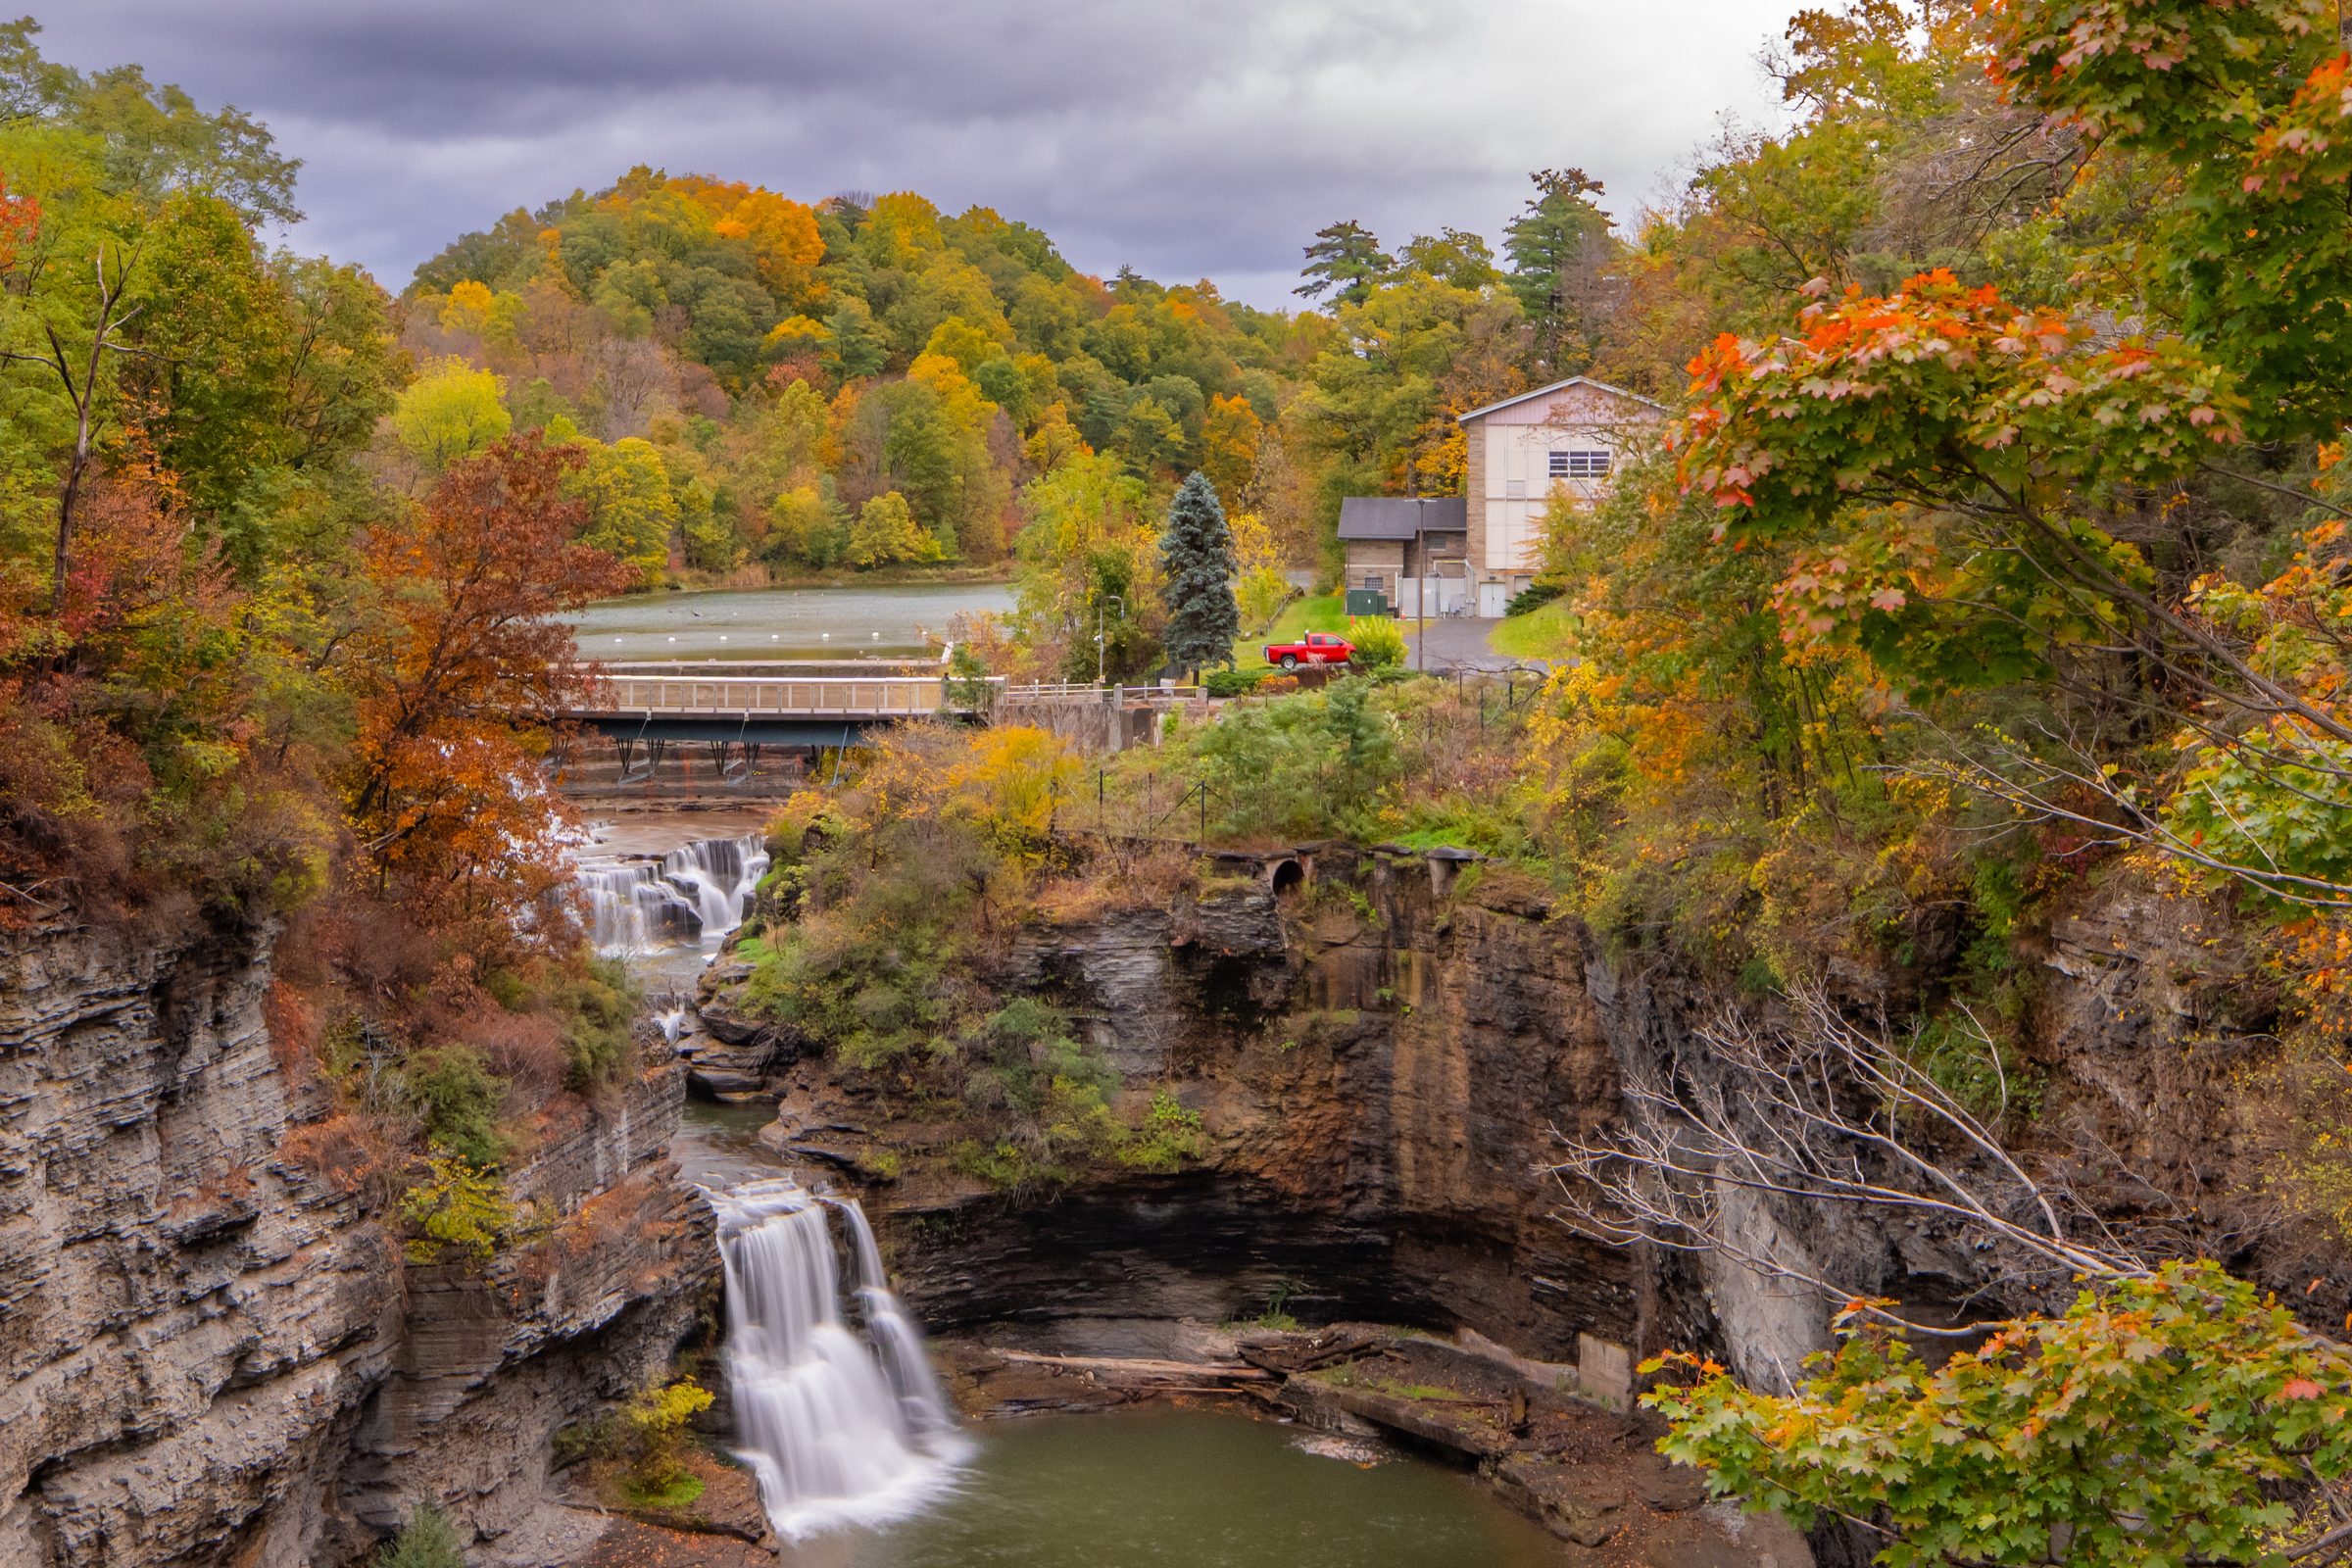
{"left": 1263, "top": 632, "right": 1354, "bottom": 670}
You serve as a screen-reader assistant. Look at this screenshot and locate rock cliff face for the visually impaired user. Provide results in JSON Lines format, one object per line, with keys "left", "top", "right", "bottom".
{"left": 0, "top": 914, "right": 713, "bottom": 1568}
{"left": 723, "top": 853, "right": 1661, "bottom": 1388}
{"left": 713, "top": 848, "right": 2325, "bottom": 1401}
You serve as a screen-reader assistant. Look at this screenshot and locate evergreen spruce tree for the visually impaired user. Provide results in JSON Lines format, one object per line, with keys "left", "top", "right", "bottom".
{"left": 1158, "top": 472, "right": 1241, "bottom": 678}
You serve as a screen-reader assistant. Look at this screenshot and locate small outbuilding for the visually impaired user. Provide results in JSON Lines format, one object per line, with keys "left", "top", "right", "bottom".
{"left": 1336, "top": 496, "right": 1468, "bottom": 617}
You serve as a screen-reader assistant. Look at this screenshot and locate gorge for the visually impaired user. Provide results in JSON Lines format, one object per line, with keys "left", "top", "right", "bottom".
{"left": 2, "top": 785, "right": 2332, "bottom": 1568}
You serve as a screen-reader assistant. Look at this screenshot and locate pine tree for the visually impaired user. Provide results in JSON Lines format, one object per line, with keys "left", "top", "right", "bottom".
{"left": 1158, "top": 472, "right": 1241, "bottom": 677}
{"left": 1294, "top": 220, "right": 1391, "bottom": 306}
{"left": 1504, "top": 169, "right": 1612, "bottom": 378}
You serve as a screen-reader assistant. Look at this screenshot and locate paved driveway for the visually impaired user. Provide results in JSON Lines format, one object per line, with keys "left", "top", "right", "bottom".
{"left": 1402, "top": 615, "right": 1532, "bottom": 673}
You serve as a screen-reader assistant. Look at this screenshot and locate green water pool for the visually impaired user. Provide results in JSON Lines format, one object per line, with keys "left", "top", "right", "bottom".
{"left": 776, "top": 1406, "right": 1560, "bottom": 1568}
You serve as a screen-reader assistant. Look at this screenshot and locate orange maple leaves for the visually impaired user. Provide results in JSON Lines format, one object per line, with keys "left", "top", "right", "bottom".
{"left": 0, "top": 174, "right": 38, "bottom": 272}
{"left": 347, "top": 435, "right": 636, "bottom": 954}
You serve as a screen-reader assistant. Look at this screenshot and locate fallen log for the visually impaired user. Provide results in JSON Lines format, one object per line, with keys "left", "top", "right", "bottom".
{"left": 994, "top": 1350, "right": 1274, "bottom": 1381}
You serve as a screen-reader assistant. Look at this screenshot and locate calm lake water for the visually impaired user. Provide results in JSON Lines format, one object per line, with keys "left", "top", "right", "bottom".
{"left": 572, "top": 581, "right": 1017, "bottom": 662}
{"left": 772, "top": 1407, "right": 1558, "bottom": 1568}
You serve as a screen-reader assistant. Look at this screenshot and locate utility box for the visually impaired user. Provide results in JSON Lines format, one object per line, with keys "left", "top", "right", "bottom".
{"left": 1343, "top": 589, "right": 1390, "bottom": 617}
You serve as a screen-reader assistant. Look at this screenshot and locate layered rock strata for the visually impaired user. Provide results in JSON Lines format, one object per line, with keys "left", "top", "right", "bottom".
{"left": 0, "top": 914, "right": 711, "bottom": 1567}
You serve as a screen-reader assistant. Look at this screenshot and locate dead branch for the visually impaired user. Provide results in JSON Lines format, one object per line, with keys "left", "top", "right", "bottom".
{"left": 1546, "top": 980, "right": 2154, "bottom": 1335}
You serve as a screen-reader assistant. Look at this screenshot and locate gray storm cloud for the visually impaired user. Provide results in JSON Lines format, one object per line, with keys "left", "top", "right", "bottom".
{"left": 35, "top": 0, "right": 1798, "bottom": 305}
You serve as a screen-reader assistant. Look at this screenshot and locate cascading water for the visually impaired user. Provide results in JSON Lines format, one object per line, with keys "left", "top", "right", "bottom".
{"left": 664, "top": 835, "right": 770, "bottom": 939}
{"left": 577, "top": 834, "right": 771, "bottom": 956}
{"left": 710, "top": 1177, "right": 969, "bottom": 1539}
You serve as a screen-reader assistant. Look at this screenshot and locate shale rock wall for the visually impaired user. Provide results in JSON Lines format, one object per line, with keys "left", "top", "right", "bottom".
{"left": 0, "top": 915, "right": 712, "bottom": 1568}
{"left": 710, "top": 852, "right": 1655, "bottom": 1384}
{"left": 706, "top": 847, "right": 2330, "bottom": 1399}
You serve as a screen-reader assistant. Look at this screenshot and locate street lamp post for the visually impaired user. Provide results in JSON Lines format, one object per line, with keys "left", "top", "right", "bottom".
{"left": 1416, "top": 498, "right": 1430, "bottom": 673}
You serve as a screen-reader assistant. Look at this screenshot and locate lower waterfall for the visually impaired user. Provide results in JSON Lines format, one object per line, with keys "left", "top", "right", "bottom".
{"left": 710, "top": 1177, "right": 970, "bottom": 1539}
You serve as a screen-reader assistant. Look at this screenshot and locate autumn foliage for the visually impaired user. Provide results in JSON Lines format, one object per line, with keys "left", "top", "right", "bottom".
{"left": 344, "top": 434, "right": 634, "bottom": 955}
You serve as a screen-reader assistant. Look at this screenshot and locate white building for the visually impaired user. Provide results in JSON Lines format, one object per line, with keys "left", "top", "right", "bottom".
{"left": 1456, "top": 376, "right": 1663, "bottom": 616}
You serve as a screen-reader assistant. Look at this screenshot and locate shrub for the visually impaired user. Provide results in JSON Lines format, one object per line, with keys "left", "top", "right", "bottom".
{"left": 1503, "top": 582, "right": 1563, "bottom": 617}
{"left": 966, "top": 1000, "right": 1118, "bottom": 1122}
{"left": 621, "top": 1377, "right": 715, "bottom": 1506}
{"left": 555, "top": 956, "right": 636, "bottom": 1088}
{"left": 376, "top": 1503, "right": 465, "bottom": 1568}
{"left": 1186, "top": 676, "right": 1399, "bottom": 842}
{"left": 1115, "top": 1089, "right": 1206, "bottom": 1172}
{"left": 405, "top": 1047, "right": 509, "bottom": 1168}
{"left": 398, "top": 1151, "right": 515, "bottom": 1262}
{"left": 1204, "top": 666, "right": 1271, "bottom": 698}
{"left": 1346, "top": 616, "right": 1407, "bottom": 669}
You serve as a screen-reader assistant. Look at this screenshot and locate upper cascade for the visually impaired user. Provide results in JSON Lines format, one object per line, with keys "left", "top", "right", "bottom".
{"left": 579, "top": 833, "right": 771, "bottom": 956}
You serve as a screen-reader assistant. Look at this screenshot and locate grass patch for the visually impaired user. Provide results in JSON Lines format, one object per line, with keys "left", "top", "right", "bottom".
{"left": 1262, "top": 594, "right": 1347, "bottom": 646}
{"left": 620, "top": 1470, "right": 707, "bottom": 1510}
{"left": 1490, "top": 597, "right": 1577, "bottom": 661}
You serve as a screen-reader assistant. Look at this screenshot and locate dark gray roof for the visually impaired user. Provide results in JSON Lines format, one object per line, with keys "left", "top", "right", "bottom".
{"left": 1336, "top": 496, "right": 1468, "bottom": 540}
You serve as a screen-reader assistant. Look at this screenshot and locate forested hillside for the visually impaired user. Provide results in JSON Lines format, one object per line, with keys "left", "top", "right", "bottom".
{"left": 13, "top": 0, "right": 2352, "bottom": 1560}
{"left": 389, "top": 161, "right": 1621, "bottom": 604}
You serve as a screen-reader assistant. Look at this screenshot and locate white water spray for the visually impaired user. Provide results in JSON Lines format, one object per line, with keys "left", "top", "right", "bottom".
{"left": 577, "top": 834, "right": 772, "bottom": 956}
{"left": 709, "top": 1178, "right": 968, "bottom": 1539}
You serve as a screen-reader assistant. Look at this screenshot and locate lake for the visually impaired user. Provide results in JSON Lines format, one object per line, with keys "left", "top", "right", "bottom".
{"left": 572, "top": 581, "right": 1018, "bottom": 662}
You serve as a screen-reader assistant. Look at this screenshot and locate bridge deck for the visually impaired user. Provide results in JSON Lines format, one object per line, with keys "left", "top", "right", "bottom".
{"left": 593, "top": 673, "right": 998, "bottom": 716}
{"left": 560, "top": 673, "right": 1002, "bottom": 745}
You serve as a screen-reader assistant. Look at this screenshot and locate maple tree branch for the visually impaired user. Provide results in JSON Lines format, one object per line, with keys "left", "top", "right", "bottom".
{"left": 1959, "top": 464, "right": 2352, "bottom": 752}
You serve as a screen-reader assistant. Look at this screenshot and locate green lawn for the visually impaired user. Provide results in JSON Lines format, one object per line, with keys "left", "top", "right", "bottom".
{"left": 1260, "top": 594, "right": 1348, "bottom": 647}
{"left": 1490, "top": 597, "right": 1578, "bottom": 660}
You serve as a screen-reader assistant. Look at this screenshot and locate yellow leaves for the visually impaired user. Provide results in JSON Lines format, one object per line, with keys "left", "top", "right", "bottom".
{"left": 438, "top": 280, "right": 525, "bottom": 346}
{"left": 847, "top": 492, "right": 933, "bottom": 567}
{"left": 945, "top": 726, "right": 1077, "bottom": 843}
{"left": 863, "top": 191, "right": 945, "bottom": 268}
{"left": 764, "top": 315, "right": 828, "bottom": 351}
{"left": 923, "top": 316, "right": 1010, "bottom": 374}
{"left": 392, "top": 357, "right": 511, "bottom": 471}
{"left": 906, "top": 349, "right": 995, "bottom": 436}
{"left": 1023, "top": 403, "right": 1091, "bottom": 473}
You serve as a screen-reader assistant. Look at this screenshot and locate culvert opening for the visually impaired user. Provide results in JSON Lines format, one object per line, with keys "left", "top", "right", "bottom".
{"left": 1271, "top": 860, "right": 1304, "bottom": 897}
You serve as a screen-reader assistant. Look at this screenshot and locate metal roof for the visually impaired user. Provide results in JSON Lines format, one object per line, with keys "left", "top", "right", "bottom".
{"left": 1452, "top": 374, "right": 1664, "bottom": 424}
{"left": 1336, "top": 496, "right": 1468, "bottom": 540}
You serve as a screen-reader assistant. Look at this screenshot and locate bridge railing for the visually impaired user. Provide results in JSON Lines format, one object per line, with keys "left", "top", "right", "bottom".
{"left": 1001, "top": 682, "right": 1206, "bottom": 703}
{"left": 601, "top": 674, "right": 1004, "bottom": 714}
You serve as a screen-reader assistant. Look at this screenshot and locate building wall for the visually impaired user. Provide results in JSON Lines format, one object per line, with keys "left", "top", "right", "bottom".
{"left": 1410, "top": 530, "right": 1466, "bottom": 578}
{"left": 1345, "top": 540, "right": 1405, "bottom": 593}
{"left": 1465, "top": 416, "right": 1490, "bottom": 575}
{"left": 1467, "top": 382, "right": 1659, "bottom": 579}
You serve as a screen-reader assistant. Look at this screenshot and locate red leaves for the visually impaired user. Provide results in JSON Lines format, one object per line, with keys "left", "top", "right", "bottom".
{"left": 347, "top": 434, "right": 637, "bottom": 956}
{"left": 2281, "top": 1379, "right": 2325, "bottom": 1400}
{"left": 0, "top": 175, "right": 38, "bottom": 273}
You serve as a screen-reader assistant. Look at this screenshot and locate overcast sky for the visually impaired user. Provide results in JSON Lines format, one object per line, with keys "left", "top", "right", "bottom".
{"left": 36, "top": 1, "right": 1802, "bottom": 310}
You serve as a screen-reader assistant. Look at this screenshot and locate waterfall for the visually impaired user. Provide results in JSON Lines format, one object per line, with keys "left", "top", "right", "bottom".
{"left": 710, "top": 1177, "right": 968, "bottom": 1539}
{"left": 663, "top": 835, "right": 771, "bottom": 940}
{"left": 577, "top": 834, "right": 771, "bottom": 957}
{"left": 577, "top": 861, "right": 703, "bottom": 954}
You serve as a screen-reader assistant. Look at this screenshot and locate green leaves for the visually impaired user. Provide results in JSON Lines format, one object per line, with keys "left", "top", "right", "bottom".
{"left": 1677, "top": 270, "right": 2243, "bottom": 690}
{"left": 1643, "top": 1262, "right": 2352, "bottom": 1567}
{"left": 1984, "top": 0, "right": 2352, "bottom": 436}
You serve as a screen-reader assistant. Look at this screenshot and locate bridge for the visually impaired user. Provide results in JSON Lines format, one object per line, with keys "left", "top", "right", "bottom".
{"left": 562, "top": 672, "right": 1004, "bottom": 747}
{"left": 554, "top": 670, "right": 1219, "bottom": 791}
